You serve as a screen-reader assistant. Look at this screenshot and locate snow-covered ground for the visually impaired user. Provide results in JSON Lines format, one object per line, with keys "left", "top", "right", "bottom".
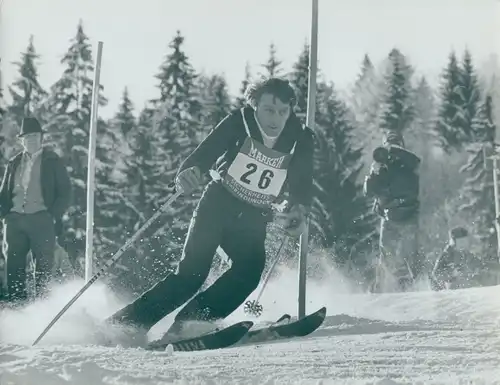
{"left": 1, "top": 261, "right": 500, "bottom": 385}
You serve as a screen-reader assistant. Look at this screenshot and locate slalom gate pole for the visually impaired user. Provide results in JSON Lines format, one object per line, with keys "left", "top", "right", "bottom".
{"left": 85, "top": 41, "right": 104, "bottom": 282}
{"left": 298, "top": 0, "right": 319, "bottom": 320}
{"left": 32, "top": 188, "right": 183, "bottom": 346}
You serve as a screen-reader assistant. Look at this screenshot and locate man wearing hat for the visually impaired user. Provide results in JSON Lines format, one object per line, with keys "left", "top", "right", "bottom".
{"left": 364, "top": 131, "right": 421, "bottom": 292}
{"left": 0, "top": 117, "right": 71, "bottom": 304}
{"left": 430, "top": 227, "right": 486, "bottom": 290}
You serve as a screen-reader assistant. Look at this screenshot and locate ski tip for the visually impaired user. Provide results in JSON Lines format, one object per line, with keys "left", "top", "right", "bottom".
{"left": 309, "top": 307, "right": 327, "bottom": 319}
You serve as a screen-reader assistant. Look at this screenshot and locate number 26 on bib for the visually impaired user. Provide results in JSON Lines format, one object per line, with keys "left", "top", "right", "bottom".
{"left": 223, "top": 137, "right": 294, "bottom": 207}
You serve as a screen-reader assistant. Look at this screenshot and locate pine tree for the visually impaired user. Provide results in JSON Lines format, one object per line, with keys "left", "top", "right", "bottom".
{"left": 152, "top": 30, "right": 201, "bottom": 178}
{"left": 8, "top": 35, "right": 47, "bottom": 124}
{"left": 148, "top": 30, "right": 203, "bottom": 260}
{"left": 378, "top": 49, "right": 415, "bottom": 134}
{"left": 350, "top": 54, "right": 380, "bottom": 127}
{"left": 459, "top": 95, "right": 497, "bottom": 260}
{"left": 93, "top": 90, "right": 136, "bottom": 260}
{"left": 198, "top": 74, "right": 231, "bottom": 137}
{"left": 234, "top": 62, "right": 252, "bottom": 109}
{"left": 409, "top": 76, "right": 446, "bottom": 254}
{"left": 119, "top": 105, "right": 178, "bottom": 293}
{"left": 115, "top": 87, "right": 136, "bottom": 137}
{"left": 349, "top": 54, "right": 385, "bottom": 177}
{"left": 260, "top": 43, "right": 283, "bottom": 78}
{"left": 0, "top": 80, "right": 19, "bottom": 162}
{"left": 44, "top": 21, "right": 107, "bottom": 256}
{"left": 289, "top": 43, "right": 310, "bottom": 116}
{"left": 434, "top": 51, "right": 466, "bottom": 152}
{"left": 312, "top": 84, "right": 376, "bottom": 265}
{"left": 459, "top": 49, "right": 481, "bottom": 141}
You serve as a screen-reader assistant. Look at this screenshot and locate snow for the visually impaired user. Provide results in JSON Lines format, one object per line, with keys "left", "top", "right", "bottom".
{"left": 1, "top": 261, "right": 500, "bottom": 385}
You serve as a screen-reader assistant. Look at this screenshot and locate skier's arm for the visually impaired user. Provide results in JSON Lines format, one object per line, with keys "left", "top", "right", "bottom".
{"left": 177, "top": 113, "right": 239, "bottom": 177}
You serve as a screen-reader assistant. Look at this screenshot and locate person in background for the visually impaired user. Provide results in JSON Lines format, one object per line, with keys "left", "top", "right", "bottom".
{"left": 0, "top": 117, "right": 71, "bottom": 305}
{"left": 364, "top": 131, "right": 421, "bottom": 292}
{"left": 430, "top": 227, "right": 485, "bottom": 290}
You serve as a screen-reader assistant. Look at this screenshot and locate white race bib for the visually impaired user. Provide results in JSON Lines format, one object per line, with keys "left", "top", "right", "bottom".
{"left": 223, "top": 137, "right": 293, "bottom": 208}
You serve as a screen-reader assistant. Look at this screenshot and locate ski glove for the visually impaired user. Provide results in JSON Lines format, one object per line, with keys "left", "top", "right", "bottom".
{"left": 274, "top": 203, "right": 308, "bottom": 238}
{"left": 175, "top": 166, "right": 203, "bottom": 194}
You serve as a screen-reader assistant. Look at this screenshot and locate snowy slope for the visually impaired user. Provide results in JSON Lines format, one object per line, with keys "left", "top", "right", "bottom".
{"left": 1, "top": 265, "right": 500, "bottom": 385}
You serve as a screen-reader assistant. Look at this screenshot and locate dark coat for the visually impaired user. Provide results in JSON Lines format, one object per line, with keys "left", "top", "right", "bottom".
{"left": 0, "top": 148, "right": 71, "bottom": 221}
{"left": 364, "top": 154, "right": 420, "bottom": 222}
{"left": 178, "top": 107, "right": 315, "bottom": 209}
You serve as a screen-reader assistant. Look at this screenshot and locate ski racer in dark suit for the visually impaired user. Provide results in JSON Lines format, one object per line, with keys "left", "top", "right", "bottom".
{"left": 108, "top": 78, "right": 315, "bottom": 341}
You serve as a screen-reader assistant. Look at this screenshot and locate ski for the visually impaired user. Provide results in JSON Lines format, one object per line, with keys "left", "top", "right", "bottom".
{"left": 236, "top": 306, "right": 327, "bottom": 346}
{"left": 145, "top": 320, "right": 253, "bottom": 352}
{"left": 144, "top": 307, "right": 325, "bottom": 352}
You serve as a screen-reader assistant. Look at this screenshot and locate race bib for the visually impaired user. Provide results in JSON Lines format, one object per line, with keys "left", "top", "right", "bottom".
{"left": 223, "top": 137, "right": 293, "bottom": 208}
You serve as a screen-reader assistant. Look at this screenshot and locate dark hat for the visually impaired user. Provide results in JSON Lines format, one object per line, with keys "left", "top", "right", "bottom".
{"left": 18, "top": 117, "right": 44, "bottom": 137}
{"left": 450, "top": 226, "right": 468, "bottom": 239}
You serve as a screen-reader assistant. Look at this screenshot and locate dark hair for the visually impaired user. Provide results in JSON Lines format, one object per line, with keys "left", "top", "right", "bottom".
{"left": 244, "top": 77, "right": 297, "bottom": 109}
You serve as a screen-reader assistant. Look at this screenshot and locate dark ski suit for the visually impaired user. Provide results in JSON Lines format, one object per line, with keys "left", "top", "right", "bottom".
{"left": 108, "top": 107, "right": 314, "bottom": 332}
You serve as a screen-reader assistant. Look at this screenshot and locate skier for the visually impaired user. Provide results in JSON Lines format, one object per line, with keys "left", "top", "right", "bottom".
{"left": 364, "top": 131, "right": 421, "bottom": 292}
{"left": 107, "top": 77, "right": 314, "bottom": 342}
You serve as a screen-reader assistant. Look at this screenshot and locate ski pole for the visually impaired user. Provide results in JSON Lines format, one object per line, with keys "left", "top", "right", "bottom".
{"left": 256, "top": 236, "right": 288, "bottom": 302}
{"left": 244, "top": 236, "right": 288, "bottom": 316}
{"left": 32, "top": 188, "right": 183, "bottom": 346}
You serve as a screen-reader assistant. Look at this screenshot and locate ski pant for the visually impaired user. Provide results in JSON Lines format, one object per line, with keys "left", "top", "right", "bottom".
{"left": 374, "top": 215, "right": 421, "bottom": 292}
{"left": 109, "top": 182, "right": 270, "bottom": 331}
{"left": 2, "top": 211, "right": 56, "bottom": 303}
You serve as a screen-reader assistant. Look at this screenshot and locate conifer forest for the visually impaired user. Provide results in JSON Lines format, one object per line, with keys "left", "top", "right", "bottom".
{"left": 1, "top": 22, "right": 499, "bottom": 297}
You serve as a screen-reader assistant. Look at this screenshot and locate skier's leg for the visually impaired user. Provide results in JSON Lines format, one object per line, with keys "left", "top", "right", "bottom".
{"left": 107, "top": 184, "right": 227, "bottom": 331}
{"left": 171, "top": 210, "right": 267, "bottom": 328}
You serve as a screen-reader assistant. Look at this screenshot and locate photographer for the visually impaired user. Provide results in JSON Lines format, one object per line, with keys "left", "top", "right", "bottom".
{"left": 364, "top": 132, "right": 421, "bottom": 292}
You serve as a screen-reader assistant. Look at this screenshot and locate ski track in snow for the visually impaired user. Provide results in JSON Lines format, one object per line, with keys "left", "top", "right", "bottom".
{"left": 1, "top": 268, "right": 500, "bottom": 385}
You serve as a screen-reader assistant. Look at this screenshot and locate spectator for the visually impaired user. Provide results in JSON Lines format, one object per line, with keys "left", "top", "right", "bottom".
{"left": 431, "top": 226, "right": 484, "bottom": 290}
{"left": 364, "top": 131, "right": 421, "bottom": 292}
{"left": 0, "top": 117, "right": 71, "bottom": 304}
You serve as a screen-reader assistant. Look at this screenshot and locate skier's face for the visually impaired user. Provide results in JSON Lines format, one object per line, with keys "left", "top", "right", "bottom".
{"left": 255, "top": 93, "right": 291, "bottom": 137}
{"left": 21, "top": 133, "right": 43, "bottom": 154}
